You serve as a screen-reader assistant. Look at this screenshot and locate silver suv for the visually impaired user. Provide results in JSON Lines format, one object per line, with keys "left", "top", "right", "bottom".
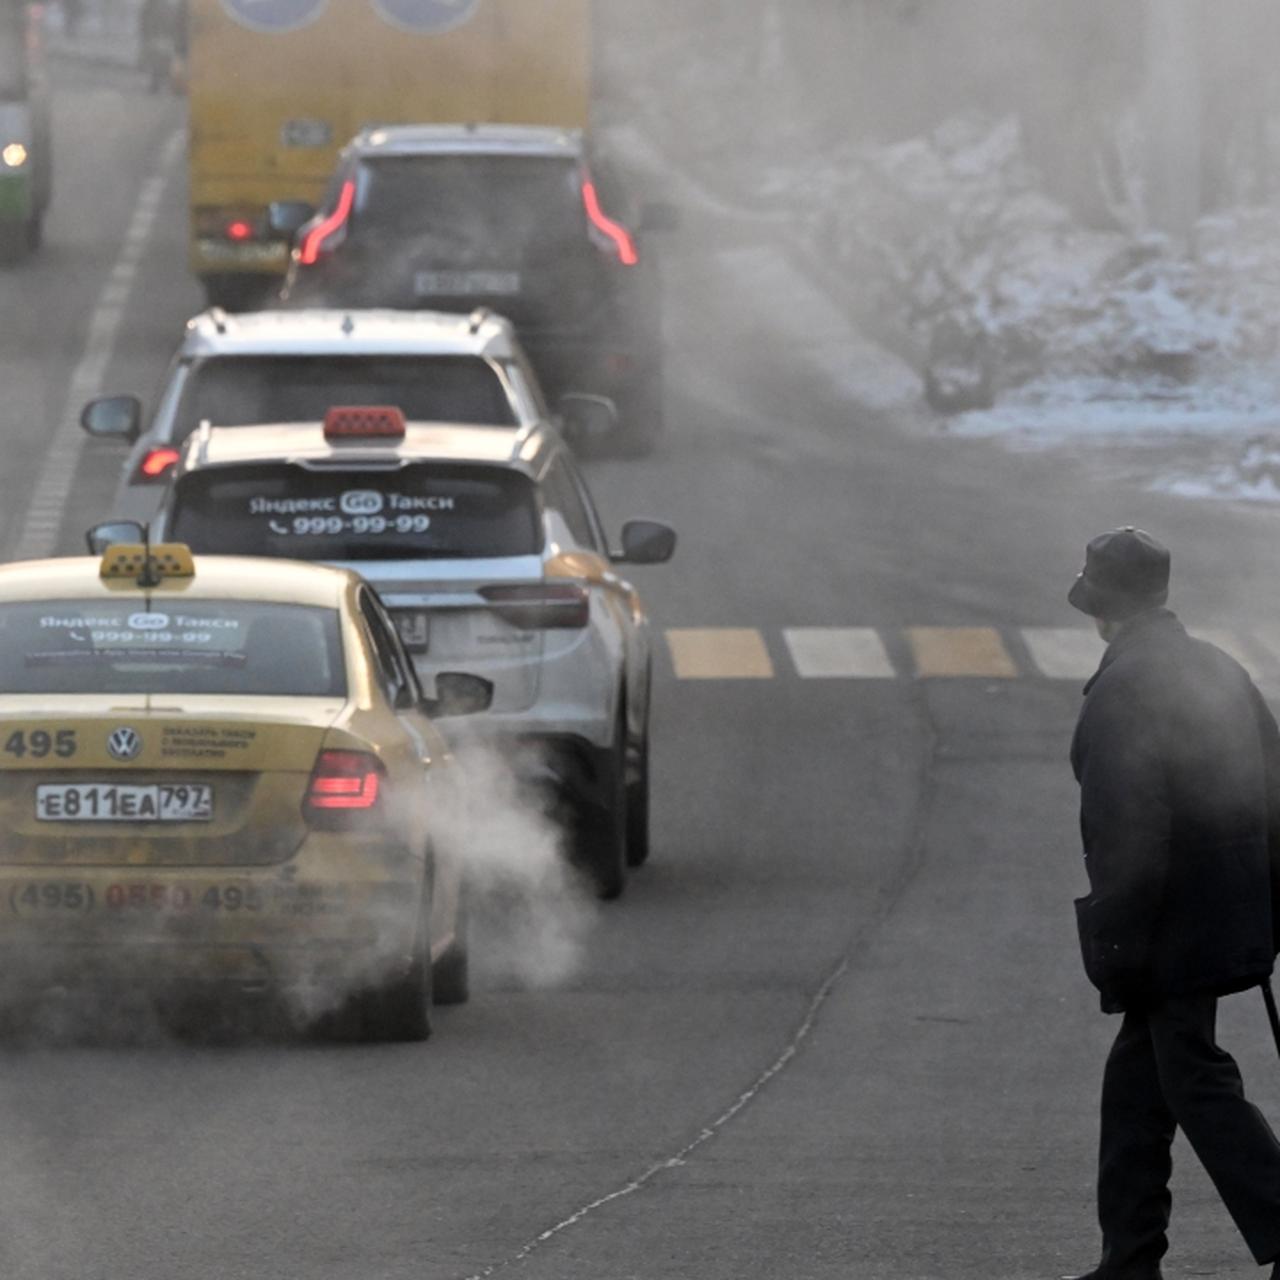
{"left": 88, "top": 412, "right": 675, "bottom": 899}
{"left": 80, "top": 307, "right": 612, "bottom": 523}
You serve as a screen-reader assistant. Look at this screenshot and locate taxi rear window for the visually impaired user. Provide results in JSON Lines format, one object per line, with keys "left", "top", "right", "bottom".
{"left": 170, "top": 355, "right": 517, "bottom": 444}
{"left": 168, "top": 464, "right": 542, "bottom": 562}
{"left": 0, "top": 601, "right": 345, "bottom": 697}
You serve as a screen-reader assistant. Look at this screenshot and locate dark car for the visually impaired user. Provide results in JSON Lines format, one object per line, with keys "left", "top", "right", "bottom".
{"left": 277, "top": 124, "right": 674, "bottom": 454}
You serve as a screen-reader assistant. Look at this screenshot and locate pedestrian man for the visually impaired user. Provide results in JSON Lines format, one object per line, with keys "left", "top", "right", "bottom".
{"left": 1067, "top": 527, "right": 1280, "bottom": 1280}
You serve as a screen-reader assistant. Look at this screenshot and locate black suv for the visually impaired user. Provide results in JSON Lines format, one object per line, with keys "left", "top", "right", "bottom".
{"left": 277, "top": 124, "right": 673, "bottom": 453}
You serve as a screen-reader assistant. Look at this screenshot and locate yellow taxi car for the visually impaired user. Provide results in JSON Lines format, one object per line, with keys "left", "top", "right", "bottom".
{"left": 0, "top": 542, "right": 484, "bottom": 1040}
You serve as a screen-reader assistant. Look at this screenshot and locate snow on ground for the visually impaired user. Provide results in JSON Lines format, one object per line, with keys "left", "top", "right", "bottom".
{"left": 752, "top": 113, "right": 1280, "bottom": 499}
{"left": 609, "top": 21, "right": 1280, "bottom": 501}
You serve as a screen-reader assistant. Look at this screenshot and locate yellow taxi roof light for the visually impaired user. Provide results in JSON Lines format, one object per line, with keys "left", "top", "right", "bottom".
{"left": 99, "top": 543, "right": 196, "bottom": 583}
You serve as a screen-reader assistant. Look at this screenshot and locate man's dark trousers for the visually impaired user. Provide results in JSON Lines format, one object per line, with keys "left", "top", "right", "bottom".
{"left": 1099, "top": 993, "right": 1280, "bottom": 1271}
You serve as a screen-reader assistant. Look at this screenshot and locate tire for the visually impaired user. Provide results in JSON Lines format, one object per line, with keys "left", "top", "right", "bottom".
{"left": 432, "top": 882, "right": 470, "bottom": 1006}
{"left": 579, "top": 716, "right": 628, "bottom": 900}
{"left": 357, "top": 894, "right": 433, "bottom": 1042}
{"left": 625, "top": 722, "right": 650, "bottom": 868}
{"left": 613, "top": 372, "right": 664, "bottom": 457}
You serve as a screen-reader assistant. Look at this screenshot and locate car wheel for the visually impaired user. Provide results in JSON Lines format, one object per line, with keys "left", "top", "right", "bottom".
{"left": 578, "top": 716, "right": 627, "bottom": 900}
{"left": 625, "top": 721, "right": 650, "bottom": 868}
{"left": 358, "top": 893, "right": 433, "bottom": 1041}
{"left": 432, "top": 881, "right": 470, "bottom": 1006}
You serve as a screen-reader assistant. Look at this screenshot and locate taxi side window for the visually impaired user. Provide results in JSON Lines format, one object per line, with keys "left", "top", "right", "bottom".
{"left": 542, "top": 454, "right": 598, "bottom": 549}
{"left": 357, "top": 588, "right": 420, "bottom": 708}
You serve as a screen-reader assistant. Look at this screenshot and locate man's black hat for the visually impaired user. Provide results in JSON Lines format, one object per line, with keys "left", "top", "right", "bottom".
{"left": 1068, "top": 527, "right": 1170, "bottom": 620}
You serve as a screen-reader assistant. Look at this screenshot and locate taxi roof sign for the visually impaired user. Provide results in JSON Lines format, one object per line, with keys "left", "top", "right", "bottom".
{"left": 100, "top": 543, "right": 196, "bottom": 585}
{"left": 323, "top": 405, "right": 407, "bottom": 440}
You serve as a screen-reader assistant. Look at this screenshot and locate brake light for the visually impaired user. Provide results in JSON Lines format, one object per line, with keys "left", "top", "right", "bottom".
{"left": 479, "top": 583, "right": 590, "bottom": 629}
{"left": 298, "top": 179, "right": 355, "bottom": 266}
{"left": 134, "top": 447, "right": 180, "bottom": 482}
{"left": 305, "top": 750, "right": 385, "bottom": 816}
{"left": 323, "top": 405, "right": 406, "bottom": 439}
{"left": 582, "top": 181, "right": 638, "bottom": 267}
{"left": 225, "top": 219, "right": 255, "bottom": 242}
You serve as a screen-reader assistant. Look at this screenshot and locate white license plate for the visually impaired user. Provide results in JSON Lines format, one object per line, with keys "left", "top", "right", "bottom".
{"left": 35, "top": 783, "right": 214, "bottom": 823}
{"left": 392, "top": 609, "right": 431, "bottom": 654}
{"left": 413, "top": 270, "right": 521, "bottom": 297}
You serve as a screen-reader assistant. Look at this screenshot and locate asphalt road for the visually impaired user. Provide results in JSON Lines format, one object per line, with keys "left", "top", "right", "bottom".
{"left": 1, "top": 54, "right": 1279, "bottom": 1280}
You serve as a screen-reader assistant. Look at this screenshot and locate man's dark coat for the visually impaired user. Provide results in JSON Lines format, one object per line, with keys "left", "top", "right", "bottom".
{"left": 1071, "top": 608, "right": 1280, "bottom": 1012}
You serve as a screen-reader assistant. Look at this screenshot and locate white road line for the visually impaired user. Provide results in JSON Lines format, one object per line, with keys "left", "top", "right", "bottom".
{"left": 7, "top": 129, "right": 183, "bottom": 563}
{"left": 784, "top": 626, "right": 895, "bottom": 678}
{"left": 1021, "top": 627, "right": 1101, "bottom": 680}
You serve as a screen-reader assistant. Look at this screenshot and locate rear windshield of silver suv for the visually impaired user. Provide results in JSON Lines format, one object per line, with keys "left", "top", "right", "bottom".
{"left": 168, "top": 463, "right": 543, "bottom": 562}
{"left": 161, "top": 355, "right": 518, "bottom": 444}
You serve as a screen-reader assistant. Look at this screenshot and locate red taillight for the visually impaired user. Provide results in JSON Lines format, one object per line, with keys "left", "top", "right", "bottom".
{"left": 323, "top": 404, "right": 406, "bottom": 440}
{"left": 582, "top": 181, "right": 638, "bottom": 267}
{"left": 298, "top": 179, "right": 355, "bottom": 266}
{"left": 225, "top": 219, "right": 255, "bottom": 242}
{"left": 305, "top": 750, "right": 385, "bottom": 816}
{"left": 134, "top": 447, "right": 180, "bottom": 482}
{"left": 479, "top": 583, "right": 590, "bottom": 630}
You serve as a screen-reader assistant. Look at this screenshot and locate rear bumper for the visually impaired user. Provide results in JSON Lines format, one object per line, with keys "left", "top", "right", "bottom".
{"left": 517, "top": 326, "right": 660, "bottom": 402}
{"left": 0, "top": 858, "right": 423, "bottom": 996}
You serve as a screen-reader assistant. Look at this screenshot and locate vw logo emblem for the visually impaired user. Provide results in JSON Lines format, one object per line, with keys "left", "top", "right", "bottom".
{"left": 107, "top": 727, "right": 143, "bottom": 761}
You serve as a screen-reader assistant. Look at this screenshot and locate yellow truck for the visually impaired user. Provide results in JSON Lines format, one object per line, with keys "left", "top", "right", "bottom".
{"left": 187, "top": 0, "right": 590, "bottom": 307}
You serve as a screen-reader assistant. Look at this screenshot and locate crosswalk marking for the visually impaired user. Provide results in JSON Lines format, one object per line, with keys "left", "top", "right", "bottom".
{"left": 1250, "top": 625, "right": 1280, "bottom": 668}
{"left": 906, "top": 627, "right": 1017, "bottom": 678}
{"left": 665, "top": 628, "right": 774, "bottom": 679}
{"left": 1022, "top": 628, "right": 1101, "bottom": 680}
{"left": 782, "top": 628, "right": 894, "bottom": 678}
{"left": 662, "top": 626, "right": 1280, "bottom": 682}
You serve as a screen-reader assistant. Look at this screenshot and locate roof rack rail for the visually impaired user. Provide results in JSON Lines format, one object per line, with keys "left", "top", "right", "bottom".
{"left": 510, "top": 418, "right": 541, "bottom": 460}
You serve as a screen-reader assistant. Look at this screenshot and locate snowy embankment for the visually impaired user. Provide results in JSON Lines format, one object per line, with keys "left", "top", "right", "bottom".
{"left": 759, "top": 114, "right": 1280, "bottom": 493}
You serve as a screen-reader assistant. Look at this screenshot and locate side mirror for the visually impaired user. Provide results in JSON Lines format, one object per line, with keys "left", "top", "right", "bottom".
{"left": 421, "top": 672, "right": 494, "bottom": 718}
{"left": 267, "top": 200, "right": 316, "bottom": 239}
{"left": 85, "top": 520, "right": 145, "bottom": 555}
{"left": 612, "top": 519, "right": 676, "bottom": 566}
{"left": 81, "top": 395, "right": 142, "bottom": 443}
{"left": 558, "top": 392, "right": 618, "bottom": 446}
{"left": 640, "top": 201, "right": 679, "bottom": 233}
